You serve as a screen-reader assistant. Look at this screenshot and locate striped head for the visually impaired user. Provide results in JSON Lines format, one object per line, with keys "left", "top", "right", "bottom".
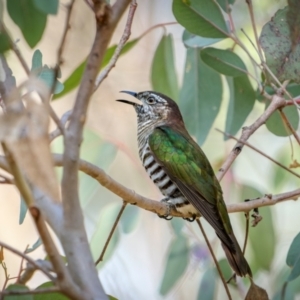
{"left": 117, "top": 91, "right": 184, "bottom": 129}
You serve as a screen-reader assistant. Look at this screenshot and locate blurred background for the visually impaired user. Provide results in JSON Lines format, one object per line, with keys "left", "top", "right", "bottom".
{"left": 1, "top": 0, "right": 300, "bottom": 299}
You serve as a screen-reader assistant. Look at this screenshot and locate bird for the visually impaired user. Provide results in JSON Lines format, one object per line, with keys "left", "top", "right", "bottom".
{"left": 117, "top": 90, "right": 252, "bottom": 277}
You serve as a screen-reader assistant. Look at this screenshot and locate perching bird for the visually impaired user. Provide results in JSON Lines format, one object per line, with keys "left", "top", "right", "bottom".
{"left": 117, "top": 90, "right": 252, "bottom": 277}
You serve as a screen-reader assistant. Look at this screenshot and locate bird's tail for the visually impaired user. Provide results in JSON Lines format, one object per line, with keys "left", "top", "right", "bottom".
{"left": 221, "top": 234, "right": 252, "bottom": 278}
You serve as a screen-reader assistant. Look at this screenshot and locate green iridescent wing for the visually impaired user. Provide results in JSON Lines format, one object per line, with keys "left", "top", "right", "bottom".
{"left": 149, "top": 126, "right": 234, "bottom": 250}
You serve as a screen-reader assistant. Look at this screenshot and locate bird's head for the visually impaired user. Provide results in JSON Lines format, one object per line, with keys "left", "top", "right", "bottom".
{"left": 117, "top": 90, "right": 184, "bottom": 126}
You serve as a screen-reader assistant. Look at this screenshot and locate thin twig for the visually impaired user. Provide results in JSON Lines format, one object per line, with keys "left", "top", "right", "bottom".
{"left": 95, "top": 201, "right": 127, "bottom": 265}
{"left": 16, "top": 245, "right": 29, "bottom": 283}
{"left": 278, "top": 109, "right": 300, "bottom": 145}
{"left": 94, "top": 0, "right": 137, "bottom": 90}
{"left": 216, "top": 129, "right": 300, "bottom": 179}
{"left": 245, "top": 0, "right": 264, "bottom": 63}
{"left": 217, "top": 94, "right": 286, "bottom": 181}
{"left": 196, "top": 219, "right": 232, "bottom": 300}
{"left": 0, "top": 23, "right": 30, "bottom": 75}
{"left": 242, "top": 212, "right": 250, "bottom": 255}
{"left": 49, "top": 110, "right": 72, "bottom": 142}
{"left": 0, "top": 241, "right": 55, "bottom": 281}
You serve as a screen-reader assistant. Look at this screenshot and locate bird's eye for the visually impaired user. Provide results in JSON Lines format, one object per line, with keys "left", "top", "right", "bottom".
{"left": 146, "top": 97, "right": 156, "bottom": 105}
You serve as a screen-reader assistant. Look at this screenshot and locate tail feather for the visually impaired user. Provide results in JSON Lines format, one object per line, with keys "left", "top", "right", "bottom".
{"left": 221, "top": 234, "right": 252, "bottom": 277}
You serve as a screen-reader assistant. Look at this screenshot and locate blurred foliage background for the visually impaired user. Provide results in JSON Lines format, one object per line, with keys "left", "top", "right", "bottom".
{"left": 1, "top": 0, "right": 300, "bottom": 299}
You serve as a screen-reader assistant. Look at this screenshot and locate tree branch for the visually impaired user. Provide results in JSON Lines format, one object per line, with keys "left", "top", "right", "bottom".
{"left": 53, "top": 154, "right": 300, "bottom": 218}
{"left": 0, "top": 241, "right": 55, "bottom": 281}
{"left": 60, "top": 0, "right": 132, "bottom": 297}
{"left": 94, "top": 0, "right": 137, "bottom": 90}
{"left": 217, "top": 94, "right": 286, "bottom": 181}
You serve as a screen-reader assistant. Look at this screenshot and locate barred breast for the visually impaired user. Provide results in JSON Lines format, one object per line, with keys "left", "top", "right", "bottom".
{"left": 140, "top": 142, "right": 198, "bottom": 216}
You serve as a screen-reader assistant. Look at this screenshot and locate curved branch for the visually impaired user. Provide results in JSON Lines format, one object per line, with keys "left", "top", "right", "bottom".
{"left": 53, "top": 154, "right": 300, "bottom": 218}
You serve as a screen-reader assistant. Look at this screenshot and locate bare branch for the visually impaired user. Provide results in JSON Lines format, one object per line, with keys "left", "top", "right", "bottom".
{"left": 53, "top": 154, "right": 300, "bottom": 217}
{"left": 217, "top": 94, "right": 286, "bottom": 181}
{"left": 95, "top": 202, "right": 127, "bottom": 265}
{"left": 60, "top": 0, "right": 131, "bottom": 297}
{"left": 0, "top": 241, "right": 55, "bottom": 281}
{"left": 196, "top": 219, "right": 232, "bottom": 300}
{"left": 216, "top": 129, "right": 300, "bottom": 179}
{"left": 94, "top": 0, "right": 137, "bottom": 90}
{"left": 278, "top": 109, "right": 300, "bottom": 145}
{"left": 49, "top": 110, "right": 72, "bottom": 142}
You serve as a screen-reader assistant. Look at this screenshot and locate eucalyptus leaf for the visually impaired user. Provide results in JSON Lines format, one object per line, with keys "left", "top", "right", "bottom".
{"left": 4, "top": 284, "right": 32, "bottom": 300}
{"left": 182, "top": 30, "right": 222, "bottom": 49}
{"left": 265, "top": 104, "right": 299, "bottom": 137}
{"left": 216, "top": 0, "right": 235, "bottom": 12}
{"left": 151, "top": 34, "right": 179, "bottom": 101}
{"left": 19, "top": 196, "right": 27, "bottom": 224}
{"left": 201, "top": 48, "right": 247, "bottom": 77}
{"left": 34, "top": 282, "right": 68, "bottom": 300}
{"left": 32, "top": 0, "right": 58, "bottom": 15}
{"left": 197, "top": 268, "right": 216, "bottom": 300}
{"left": 173, "top": 0, "right": 229, "bottom": 38}
{"left": 286, "top": 232, "right": 300, "bottom": 267}
{"left": 260, "top": 7, "right": 300, "bottom": 83}
{"left": 159, "top": 234, "right": 190, "bottom": 295}
{"left": 7, "top": 0, "right": 47, "bottom": 48}
{"left": 0, "top": 33, "right": 11, "bottom": 53}
{"left": 180, "top": 48, "right": 222, "bottom": 145}
{"left": 225, "top": 75, "right": 256, "bottom": 137}
{"left": 31, "top": 50, "right": 64, "bottom": 94}
{"left": 25, "top": 238, "right": 42, "bottom": 254}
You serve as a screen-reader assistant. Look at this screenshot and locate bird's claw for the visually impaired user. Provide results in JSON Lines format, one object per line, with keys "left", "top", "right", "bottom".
{"left": 157, "top": 197, "right": 174, "bottom": 221}
{"left": 183, "top": 216, "right": 196, "bottom": 222}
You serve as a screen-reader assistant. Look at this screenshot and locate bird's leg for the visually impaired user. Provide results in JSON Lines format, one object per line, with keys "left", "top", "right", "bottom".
{"left": 158, "top": 197, "right": 174, "bottom": 220}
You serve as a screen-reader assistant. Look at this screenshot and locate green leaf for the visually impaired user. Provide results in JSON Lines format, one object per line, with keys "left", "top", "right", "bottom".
{"left": 216, "top": 0, "right": 235, "bottom": 12}
{"left": 197, "top": 268, "right": 216, "bottom": 300}
{"left": 90, "top": 203, "right": 121, "bottom": 267}
{"left": 260, "top": 7, "right": 300, "bottom": 83}
{"left": 25, "top": 238, "right": 42, "bottom": 254}
{"left": 31, "top": 50, "right": 64, "bottom": 94}
{"left": 159, "top": 234, "right": 190, "bottom": 295}
{"left": 151, "top": 34, "right": 179, "bottom": 101}
{"left": 34, "top": 282, "right": 68, "bottom": 300}
{"left": 7, "top": 0, "right": 47, "bottom": 48}
{"left": 242, "top": 186, "right": 276, "bottom": 271}
{"left": 32, "top": 0, "right": 58, "bottom": 15}
{"left": 19, "top": 196, "right": 27, "bottom": 224}
{"left": 172, "top": 0, "right": 229, "bottom": 38}
{"left": 287, "top": 235, "right": 300, "bottom": 281}
{"left": 257, "top": 83, "right": 300, "bottom": 101}
{"left": 120, "top": 205, "right": 139, "bottom": 234}
{"left": 225, "top": 75, "right": 256, "bottom": 137}
{"left": 4, "top": 284, "right": 32, "bottom": 300}
{"left": 0, "top": 33, "right": 11, "bottom": 53}
{"left": 53, "top": 38, "right": 139, "bottom": 99}
{"left": 180, "top": 48, "right": 222, "bottom": 145}
{"left": 182, "top": 30, "right": 222, "bottom": 49}
{"left": 286, "top": 0, "right": 300, "bottom": 50}
{"left": 201, "top": 48, "right": 247, "bottom": 77}
{"left": 108, "top": 296, "right": 118, "bottom": 300}
{"left": 265, "top": 104, "right": 299, "bottom": 137}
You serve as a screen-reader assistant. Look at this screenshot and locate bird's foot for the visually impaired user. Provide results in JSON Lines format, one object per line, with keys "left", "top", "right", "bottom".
{"left": 183, "top": 216, "right": 196, "bottom": 222}
{"left": 158, "top": 197, "right": 174, "bottom": 221}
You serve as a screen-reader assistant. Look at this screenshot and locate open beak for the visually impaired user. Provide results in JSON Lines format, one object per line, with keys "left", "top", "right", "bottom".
{"left": 116, "top": 90, "right": 139, "bottom": 106}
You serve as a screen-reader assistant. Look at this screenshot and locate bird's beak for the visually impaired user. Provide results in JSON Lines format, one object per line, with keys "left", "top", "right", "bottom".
{"left": 116, "top": 90, "right": 140, "bottom": 106}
